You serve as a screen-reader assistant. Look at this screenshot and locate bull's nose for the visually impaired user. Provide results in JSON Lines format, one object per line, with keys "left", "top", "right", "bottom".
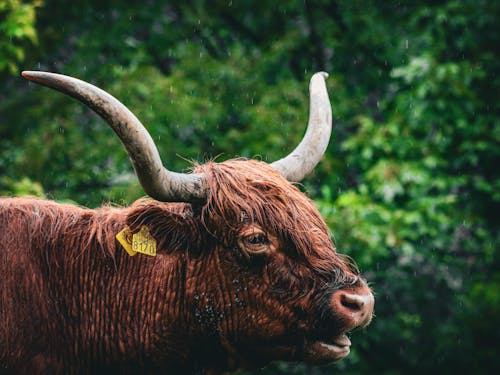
{"left": 331, "top": 288, "right": 374, "bottom": 329}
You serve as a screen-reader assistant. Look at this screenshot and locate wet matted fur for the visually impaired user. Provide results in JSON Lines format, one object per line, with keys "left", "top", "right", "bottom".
{"left": 0, "top": 159, "right": 360, "bottom": 374}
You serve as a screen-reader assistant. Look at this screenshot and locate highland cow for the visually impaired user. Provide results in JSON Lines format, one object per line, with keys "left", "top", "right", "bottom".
{"left": 0, "top": 71, "right": 374, "bottom": 374}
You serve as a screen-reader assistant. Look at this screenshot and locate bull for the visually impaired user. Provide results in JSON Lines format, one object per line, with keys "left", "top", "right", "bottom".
{"left": 0, "top": 71, "right": 374, "bottom": 374}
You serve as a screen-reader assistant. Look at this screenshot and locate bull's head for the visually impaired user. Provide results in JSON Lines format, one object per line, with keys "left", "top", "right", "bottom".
{"left": 23, "top": 71, "right": 374, "bottom": 372}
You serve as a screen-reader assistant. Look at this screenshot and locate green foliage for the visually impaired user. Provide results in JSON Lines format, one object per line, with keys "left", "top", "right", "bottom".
{"left": 0, "top": 175, "right": 44, "bottom": 196}
{"left": 0, "top": 0, "right": 40, "bottom": 74}
{"left": 0, "top": 0, "right": 498, "bottom": 374}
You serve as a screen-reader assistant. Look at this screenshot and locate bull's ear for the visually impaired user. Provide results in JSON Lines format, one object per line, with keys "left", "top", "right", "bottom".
{"left": 125, "top": 199, "right": 201, "bottom": 254}
{"left": 237, "top": 224, "right": 278, "bottom": 259}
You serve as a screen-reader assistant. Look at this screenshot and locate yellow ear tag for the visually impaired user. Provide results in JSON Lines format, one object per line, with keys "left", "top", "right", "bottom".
{"left": 116, "top": 227, "right": 137, "bottom": 256}
{"left": 132, "top": 225, "right": 157, "bottom": 257}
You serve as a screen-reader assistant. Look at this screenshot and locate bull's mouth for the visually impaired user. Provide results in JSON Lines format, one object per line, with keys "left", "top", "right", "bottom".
{"left": 303, "top": 333, "right": 351, "bottom": 364}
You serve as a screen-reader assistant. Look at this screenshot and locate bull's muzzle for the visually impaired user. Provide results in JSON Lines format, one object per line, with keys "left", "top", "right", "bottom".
{"left": 330, "top": 282, "right": 375, "bottom": 329}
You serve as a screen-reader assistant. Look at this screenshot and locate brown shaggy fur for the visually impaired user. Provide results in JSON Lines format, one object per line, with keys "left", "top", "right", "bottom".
{"left": 0, "top": 159, "right": 360, "bottom": 374}
{"left": 201, "top": 160, "right": 350, "bottom": 273}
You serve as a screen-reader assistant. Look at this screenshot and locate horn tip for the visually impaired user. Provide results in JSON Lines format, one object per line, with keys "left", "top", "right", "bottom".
{"left": 316, "top": 71, "right": 329, "bottom": 80}
{"left": 21, "top": 70, "right": 40, "bottom": 81}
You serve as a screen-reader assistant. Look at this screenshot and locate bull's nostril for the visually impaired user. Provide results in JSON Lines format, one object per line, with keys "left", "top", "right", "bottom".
{"left": 341, "top": 300, "right": 359, "bottom": 310}
{"left": 340, "top": 293, "right": 363, "bottom": 311}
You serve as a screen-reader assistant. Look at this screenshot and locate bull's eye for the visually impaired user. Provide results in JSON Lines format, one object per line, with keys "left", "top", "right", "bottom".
{"left": 238, "top": 225, "right": 277, "bottom": 258}
{"left": 245, "top": 234, "right": 270, "bottom": 246}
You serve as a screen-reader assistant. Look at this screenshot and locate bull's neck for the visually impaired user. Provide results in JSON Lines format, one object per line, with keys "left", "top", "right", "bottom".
{"left": 61, "top": 244, "right": 191, "bottom": 371}
{"left": 51, "top": 207, "right": 232, "bottom": 372}
{"left": 183, "top": 249, "right": 243, "bottom": 372}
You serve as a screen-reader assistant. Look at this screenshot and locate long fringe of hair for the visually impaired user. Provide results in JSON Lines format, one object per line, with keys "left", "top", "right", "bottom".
{"left": 197, "top": 159, "right": 356, "bottom": 277}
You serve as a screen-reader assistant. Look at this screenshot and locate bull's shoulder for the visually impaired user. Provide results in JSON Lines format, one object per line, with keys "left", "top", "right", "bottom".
{"left": 0, "top": 197, "right": 125, "bottom": 257}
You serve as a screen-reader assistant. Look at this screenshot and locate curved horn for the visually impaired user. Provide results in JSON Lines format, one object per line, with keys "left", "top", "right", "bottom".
{"left": 271, "top": 72, "right": 332, "bottom": 182}
{"left": 22, "top": 71, "right": 207, "bottom": 202}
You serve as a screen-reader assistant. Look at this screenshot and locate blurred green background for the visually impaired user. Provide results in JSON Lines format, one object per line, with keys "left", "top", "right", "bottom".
{"left": 1, "top": 0, "right": 498, "bottom": 373}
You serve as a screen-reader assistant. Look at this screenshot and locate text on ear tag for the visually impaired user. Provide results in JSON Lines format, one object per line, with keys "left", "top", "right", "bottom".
{"left": 132, "top": 226, "right": 157, "bottom": 257}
